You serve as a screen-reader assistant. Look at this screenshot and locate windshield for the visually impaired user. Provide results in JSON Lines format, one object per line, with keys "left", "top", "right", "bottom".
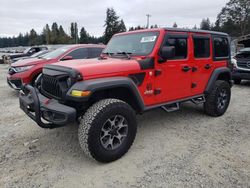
{"left": 23, "top": 48, "right": 31, "bottom": 54}
{"left": 42, "top": 46, "right": 72, "bottom": 59}
{"left": 30, "top": 50, "right": 48, "bottom": 58}
{"left": 103, "top": 31, "right": 159, "bottom": 56}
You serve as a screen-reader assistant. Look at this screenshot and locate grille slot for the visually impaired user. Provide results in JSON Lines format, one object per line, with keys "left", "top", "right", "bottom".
{"left": 237, "top": 60, "right": 250, "bottom": 69}
{"left": 41, "top": 74, "right": 66, "bottom": 99}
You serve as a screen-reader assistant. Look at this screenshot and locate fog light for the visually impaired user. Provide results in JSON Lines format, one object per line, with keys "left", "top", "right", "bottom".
{"left": 70, "top": 90, "right": 91, "bottom": 97}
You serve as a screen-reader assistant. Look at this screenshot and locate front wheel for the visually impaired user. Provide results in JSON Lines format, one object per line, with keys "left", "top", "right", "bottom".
{"left": 204, "top": 80, "right": 231, "bottom": 117}
{"left": 78, "top": 99, "right": 137, "bottom": 163}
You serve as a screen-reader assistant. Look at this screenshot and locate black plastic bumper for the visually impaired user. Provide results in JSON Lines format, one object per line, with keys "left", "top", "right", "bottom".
{"left": 19, "top": 85, "right": 76, "bottom": 129}
{"left": 232, "top": 70, "right": 250, "bottom": 80}
{"left": 7, "top": 78, "right": 22, "bottom": 90}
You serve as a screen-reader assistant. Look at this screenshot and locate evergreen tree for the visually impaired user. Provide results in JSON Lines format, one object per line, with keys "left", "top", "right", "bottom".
{"left": 104, "top": 8, "right": 121, "bottom": 44}
{"left": 129, "top": 27, "right": 134, "bottom": 31}
{"left": 51, "top": 22, "right": 60, "bottom": 44}
{"left": 70, "top": 22, "right": 78, "bottom": 43}
{"left": 79, "top": 27, "right": 89, "bottom": 43}
{"left": 42, "top": 24, "right": 51, "bottom": 44}
{"left": 29, "top": 29, "right": 37, "bottom": 46}
{"left": 173, "top": 22, "right": 178, "bottom": 28}
{"left": 58, "top": 25, "right": 70, "bottom": 44}
{"left": 118, "top": 19, "right": 127, "bottom": 32}
{"left": 216, "top": 0, "right": 250, "bottom": 36}
{"left": 200, "top": 18, "right": 211, "bottom": 30}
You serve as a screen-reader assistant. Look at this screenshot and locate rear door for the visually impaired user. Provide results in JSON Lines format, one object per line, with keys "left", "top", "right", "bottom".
{"left": 191, "top": 34, "right": 213, "bottom": 95}
{"left": 155, "top": 32, "right": 192, "bottom": 103}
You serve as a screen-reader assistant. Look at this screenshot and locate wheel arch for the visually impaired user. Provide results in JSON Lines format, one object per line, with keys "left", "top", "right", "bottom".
{"left": 66, "top": 77, "right": 145, "bottom": 113}
{"left": 205, "top": 67, "right": 232, "bottom": 94}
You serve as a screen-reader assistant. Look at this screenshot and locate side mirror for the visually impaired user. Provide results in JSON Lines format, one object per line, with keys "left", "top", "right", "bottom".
{"left": 160, "top": 46, "right": 175, "bottom": 61}
{"left": 61, "top": 56, "right": 73, "bottom": 61}
{"left": 28, "top": 50, "right": 35, "bottom": 54}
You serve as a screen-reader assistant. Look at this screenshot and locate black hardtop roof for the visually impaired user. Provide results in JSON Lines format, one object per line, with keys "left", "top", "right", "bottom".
{"left": 164, "top": 27, "right": 228, "bottom": 36}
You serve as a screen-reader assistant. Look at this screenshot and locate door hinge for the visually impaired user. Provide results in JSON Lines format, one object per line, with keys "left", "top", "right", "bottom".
{"left": 192, "top": 66, "right": 198, "bottom": 72}
{"left": 154, "top": 88, "right": 161, "bottom": 95}
{"left": 155, "top": 69, "right": 162, "bottom": 76}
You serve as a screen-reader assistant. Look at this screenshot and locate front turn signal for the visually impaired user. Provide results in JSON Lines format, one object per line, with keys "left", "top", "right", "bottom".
{"left": 70, "top": 90, "right": 91, "bottom": 97}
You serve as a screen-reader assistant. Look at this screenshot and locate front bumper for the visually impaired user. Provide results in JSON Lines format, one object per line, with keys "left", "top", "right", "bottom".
{"left": 232, "top": 69, "right": 250, "bottom": 80}
{"left": 7, "top": 77, "right": 22, "bottom": 90}
{"left": 19, "top": 85, "right": 76, "bottom": 129}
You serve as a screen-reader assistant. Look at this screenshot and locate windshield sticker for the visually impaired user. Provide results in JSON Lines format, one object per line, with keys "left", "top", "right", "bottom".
{"left": 140, "top": 36, "right": 157, "bottom": 43}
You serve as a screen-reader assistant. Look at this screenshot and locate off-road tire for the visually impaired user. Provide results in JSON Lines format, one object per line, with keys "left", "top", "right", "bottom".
{"left": 234, "top": 79, "right": 241, "bottom": 85}
{"left": 204, "top": 80, "right": 231, "bottom": 117}
{"left": 78, "top": 99, "right": 137, "bottom": 163}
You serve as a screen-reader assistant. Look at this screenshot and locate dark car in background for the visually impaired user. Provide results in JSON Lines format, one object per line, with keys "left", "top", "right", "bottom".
{"left": 232, "top": 48, "right": 250, "bottom": 84}
{"left": 11, "top": 50, "right": 50, "bottom": 63}
{"left": 7, "top": 44, "right": 105, "bottom": 90}
{"left": 8, "top": 46, "right": 48, "bottom": 59}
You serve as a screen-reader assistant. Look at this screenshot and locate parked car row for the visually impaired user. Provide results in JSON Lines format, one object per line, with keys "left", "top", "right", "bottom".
{"left": 5, "top": 28, "right": 250, "bottom": 163}
{"left": 7, "top": 44, "right": 105, "bottom": 89}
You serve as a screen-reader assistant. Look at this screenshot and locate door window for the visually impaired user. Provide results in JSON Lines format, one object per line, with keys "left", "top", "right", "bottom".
{"left": 67, "top": 48, "right": 88, "bottom": 59}
{"left": 163, "top": 36, "right": 188, "bottom": 60}
{"left": 88, "top": 48, "right": 103, "bottom": 58}
{"left": 213, "top": 36, "right": 229, "bottom": 59}
{"left": 193, "top": 37, "right": 210, "bottom": 58}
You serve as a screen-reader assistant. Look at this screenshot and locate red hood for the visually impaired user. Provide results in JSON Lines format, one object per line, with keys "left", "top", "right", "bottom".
{"left": 12, "top": 58, "right": 55, "bottom": 67}
{"left": 51, "top": 58, "right": 141, "bottom": 78}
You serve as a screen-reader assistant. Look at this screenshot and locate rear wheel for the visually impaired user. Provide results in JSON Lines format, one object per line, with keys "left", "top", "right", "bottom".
{"left": 234, "top": 79, "right": 241, "bottom": 85}
{"left": 204, "top": 80, "right": 231, "bottom": 117}
{"left": 78, "top": 99, "right": 137, "bottom": 163}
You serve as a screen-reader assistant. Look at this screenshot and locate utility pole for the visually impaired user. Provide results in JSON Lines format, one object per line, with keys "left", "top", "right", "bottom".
{"left": 146, "top": 14, "right": 152, "bottom": 29}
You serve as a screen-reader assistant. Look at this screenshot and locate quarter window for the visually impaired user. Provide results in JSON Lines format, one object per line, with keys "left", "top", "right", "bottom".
{"left": 193, "top": 37, "right": 210, "bottom": 58}
{"left": 163, "top": 36, "right": 188, "bottom": 60}
{"left": 67, "top": 48, "right": 88, "bottom": 59}
{"left": 213, "top": 37, "right": 229, "bottom": 59}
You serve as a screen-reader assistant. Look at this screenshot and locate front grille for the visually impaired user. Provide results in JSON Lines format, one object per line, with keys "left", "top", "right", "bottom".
{"left": 237, "top": 60, "right": 250, "bottom": 69}
{"left": 41, "top": 74, "right": 66, "bottom": 99}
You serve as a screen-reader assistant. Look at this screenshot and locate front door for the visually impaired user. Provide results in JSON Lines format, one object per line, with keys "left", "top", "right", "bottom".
{"left": 155, "top": 32, "right": 192, "bottom": 103}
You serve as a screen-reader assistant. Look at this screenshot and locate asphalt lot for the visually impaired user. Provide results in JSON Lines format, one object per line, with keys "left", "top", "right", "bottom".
{"left": 0, "top": 64, "right": 250, "bottom": 188}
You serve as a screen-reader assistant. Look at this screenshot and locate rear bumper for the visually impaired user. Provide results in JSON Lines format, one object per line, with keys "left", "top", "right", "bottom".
{"left": 19, "top": 85, "right": 76, "bottom": 129}
{"left": 232, "top": 69, "right": 250, "bottom": 80}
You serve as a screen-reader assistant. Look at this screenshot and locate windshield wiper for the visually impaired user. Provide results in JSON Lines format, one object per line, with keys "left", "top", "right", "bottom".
{"left": 116, "top": 52, "right": 132, "bottom": 59}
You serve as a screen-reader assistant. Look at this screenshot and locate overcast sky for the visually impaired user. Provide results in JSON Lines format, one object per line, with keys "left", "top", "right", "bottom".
{"left": 0, "top": 0, "right": 229, "bottom": 37}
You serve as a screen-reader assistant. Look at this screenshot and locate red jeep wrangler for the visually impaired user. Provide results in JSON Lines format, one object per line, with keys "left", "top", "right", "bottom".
{"left": 19, "top": 28, "right": 232, "bottom": 162}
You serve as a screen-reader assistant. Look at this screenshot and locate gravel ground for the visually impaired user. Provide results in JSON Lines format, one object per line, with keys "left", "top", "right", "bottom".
{"left": 0, "top": 64, "right": 250, "bottom": 188}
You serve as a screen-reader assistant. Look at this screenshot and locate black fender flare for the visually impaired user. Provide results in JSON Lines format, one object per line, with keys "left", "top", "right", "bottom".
{"left": 205, "top": 67, "right": 232, "bottom": 94}
{"left": 66, "top": 77, "right": 145, "bottom": 112}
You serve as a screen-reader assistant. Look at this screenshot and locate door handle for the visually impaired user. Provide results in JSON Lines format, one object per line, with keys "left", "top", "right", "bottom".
{"left": 204, "top": 64, "right": 212, "bottom": 70}
{"left": 182, "top": 66, "right": 191, "bottom": 72}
